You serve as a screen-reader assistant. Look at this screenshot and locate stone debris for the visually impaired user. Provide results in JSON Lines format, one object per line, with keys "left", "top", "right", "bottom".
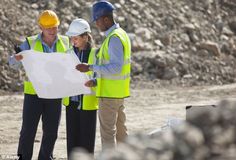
{"left": 0, "top": 0, "right": 236, "bottom": 91}
{"left": 70, "top": 100, "right": 236, "bottom": 160}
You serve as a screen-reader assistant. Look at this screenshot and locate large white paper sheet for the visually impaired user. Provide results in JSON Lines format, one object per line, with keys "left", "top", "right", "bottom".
{"left": 20, "top": 50, "right": 91, "bottom": 99}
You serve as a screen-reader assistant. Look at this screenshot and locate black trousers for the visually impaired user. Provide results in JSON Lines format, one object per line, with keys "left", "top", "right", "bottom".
{"left": 66, "top": 101, "right": 97, "bottom": 158}
{"left": 17, "top": 94, "right": 62, "bottom": 160}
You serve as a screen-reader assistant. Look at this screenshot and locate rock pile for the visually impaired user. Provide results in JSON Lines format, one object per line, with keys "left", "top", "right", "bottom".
{"left": 0, "top": 0, "right": 236, "bottom": 91}
{"left": 70, "top": 100, "right": 236, "bottom": 160}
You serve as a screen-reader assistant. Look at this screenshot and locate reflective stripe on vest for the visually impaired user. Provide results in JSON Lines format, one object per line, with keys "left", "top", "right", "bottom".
{"left": 100, "top": 58, "right": 131, "bottom": 65}
{"left": 63, "top": 48, "right": 98, "bottom": 110}
{"left": 96, "top": 73, "right": 130, "bottom": 80}
{"left": 24, "top": 35, "right": 70, "bottom": 95}
{"left": 96, "top": 28, "right": 131, "bottom": 98}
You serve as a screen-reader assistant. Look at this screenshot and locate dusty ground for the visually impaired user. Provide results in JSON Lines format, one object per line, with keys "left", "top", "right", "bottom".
{"left": 0, "top": 83, "right": 236, "bottom": 160}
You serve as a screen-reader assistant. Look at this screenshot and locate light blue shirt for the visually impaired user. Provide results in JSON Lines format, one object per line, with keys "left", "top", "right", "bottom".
{"left": 92, "top": 23, "right": 124, "bottom": 75}
{"left": 8, "top": 33, "right": 58, "bottom": 69}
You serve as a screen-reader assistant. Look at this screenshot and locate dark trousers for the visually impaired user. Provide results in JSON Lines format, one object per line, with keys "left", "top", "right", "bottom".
{"left": 17, "top": 94, "right": 62, "bottom": 160}
{"left": 66, "top": 101, "right": 97, "bottom": 158}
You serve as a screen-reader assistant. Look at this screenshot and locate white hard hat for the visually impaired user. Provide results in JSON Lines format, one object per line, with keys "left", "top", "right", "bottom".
{"left": 66, "top": 18, "right": 91, "bottom": 37}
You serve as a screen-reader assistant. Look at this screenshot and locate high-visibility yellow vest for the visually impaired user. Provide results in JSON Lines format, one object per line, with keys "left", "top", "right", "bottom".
{"left": 96, "top": 28, "right": 131, "bottom": 98}
{"left": 24, "top": 34, "right": 70, "bottom": 95}
{"left": 63, "top": 48, "right": 98, "bottom": 110}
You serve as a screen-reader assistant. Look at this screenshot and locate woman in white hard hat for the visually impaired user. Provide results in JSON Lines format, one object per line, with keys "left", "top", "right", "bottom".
{"left": 63, "top": 18, "right": 98, "bottom": 158}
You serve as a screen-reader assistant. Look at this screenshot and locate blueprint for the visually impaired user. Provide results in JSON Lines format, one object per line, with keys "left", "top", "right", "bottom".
{"left": 20, "top": 50, "right": 91, "bottom": 99}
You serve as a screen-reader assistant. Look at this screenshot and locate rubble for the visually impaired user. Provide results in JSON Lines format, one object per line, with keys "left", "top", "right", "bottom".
{"left": 70, "top": 100, "right": 236, "bottom": 160}
{"left": 0, "top": 0, "right": 236, "bottom": 91}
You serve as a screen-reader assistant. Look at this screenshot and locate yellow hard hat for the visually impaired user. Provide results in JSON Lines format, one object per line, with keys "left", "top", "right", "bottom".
{"left": 38, "top": 10, "right": 60, "bottom": 28}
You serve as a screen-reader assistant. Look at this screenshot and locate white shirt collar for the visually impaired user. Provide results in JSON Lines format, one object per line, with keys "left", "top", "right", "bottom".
{"left": 105, "top": 23, "right": 120, "bottom": 37}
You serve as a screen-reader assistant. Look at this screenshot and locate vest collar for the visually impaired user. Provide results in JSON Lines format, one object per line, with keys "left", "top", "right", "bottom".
{"left": 38, "top": 33, "right": 59, "bottom": 47}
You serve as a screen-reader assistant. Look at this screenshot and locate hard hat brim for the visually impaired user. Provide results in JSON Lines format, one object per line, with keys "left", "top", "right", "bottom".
{"left": 66, "top": 31, "right": 91, "bottom": 37}
{"left": 39, "top": 22, "right": 60, "bottom": 29}
{"left": 66, "top": 31, "right": 79, "bottom": 37}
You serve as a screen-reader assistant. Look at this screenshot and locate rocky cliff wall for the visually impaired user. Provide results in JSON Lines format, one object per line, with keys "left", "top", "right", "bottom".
{"left": 0, "top": 0, "right": 235, "bottom": 91}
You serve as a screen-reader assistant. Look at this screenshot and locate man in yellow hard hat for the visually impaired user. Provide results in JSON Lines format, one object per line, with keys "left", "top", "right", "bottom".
{"left": 9, "top": 10, "right": 69, "bottom": 160}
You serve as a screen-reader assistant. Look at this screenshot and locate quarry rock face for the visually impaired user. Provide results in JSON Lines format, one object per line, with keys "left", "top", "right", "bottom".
{"left": 0, "top": 0, "right": 236, "bottom": 91}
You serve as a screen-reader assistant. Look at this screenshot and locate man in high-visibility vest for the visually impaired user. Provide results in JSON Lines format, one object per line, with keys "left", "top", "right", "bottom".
{"left": 76, "top": 1, "right": 131, "bottom": 150}
{"left": 9, "top": 10, "right": 69, "bottom": 160}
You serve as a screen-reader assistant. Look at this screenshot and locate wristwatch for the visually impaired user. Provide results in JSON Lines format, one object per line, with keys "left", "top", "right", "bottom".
{"left": 89, "top": 65, "right": 93, "bottom": 71}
